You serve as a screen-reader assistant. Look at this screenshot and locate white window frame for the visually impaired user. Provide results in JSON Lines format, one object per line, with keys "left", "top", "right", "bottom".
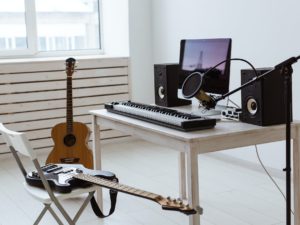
{"left": 0, "top": 0, "right": 103, "bottom": 59}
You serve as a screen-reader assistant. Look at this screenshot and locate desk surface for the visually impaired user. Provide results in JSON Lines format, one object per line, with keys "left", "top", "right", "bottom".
{"left": 91, "top": 109, "right": 300, "bottom": 153}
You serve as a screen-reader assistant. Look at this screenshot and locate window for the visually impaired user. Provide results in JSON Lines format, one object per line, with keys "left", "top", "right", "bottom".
{"left": 0, "top": 0, "right": 102, "bottom": 57}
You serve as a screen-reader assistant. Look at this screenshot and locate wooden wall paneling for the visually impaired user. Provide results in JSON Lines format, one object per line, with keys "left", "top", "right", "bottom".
{"left": 0, "top": 76, "right": 128, "bottom": 94}
{"left": 0, "top": 67, "right": 128, "bottom": 83}
{"left": 0, "top": 57, "right": 129, "bottom": 74}
{"left": 0, "top": 57, "right": 130, "bottom": 154}
{"left": 0, "top": 94, "right": 129, "bottom": 114}
{"left": 0, "top": 85, "right": 129, "bottom": 104}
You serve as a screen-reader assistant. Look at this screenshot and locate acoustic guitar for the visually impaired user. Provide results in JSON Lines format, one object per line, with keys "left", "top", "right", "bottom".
{"left": 46, "top": 58, "right": 94, "bottom": 168}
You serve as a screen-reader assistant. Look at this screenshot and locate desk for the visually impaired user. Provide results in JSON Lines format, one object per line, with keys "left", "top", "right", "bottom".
{"left": 90, "top": 109, "right": 300, "bottom": 225}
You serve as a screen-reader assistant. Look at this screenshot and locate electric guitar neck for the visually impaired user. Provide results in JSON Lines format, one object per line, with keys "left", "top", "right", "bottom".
{"left": 73, "top": 173, "right": 199, "bottom": 215}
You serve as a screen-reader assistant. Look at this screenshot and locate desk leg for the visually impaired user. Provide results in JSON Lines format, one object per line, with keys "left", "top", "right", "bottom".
{"left": 179, "top": 152, "right": 187, "bottom": 199}
{"left": 186, "top": 145, "right": 200, "bottom": 225}
{"left": 293, "top": 127, "right": 300, "bottom": 225}
{"left": 92, "top": 115, "right": 103, "bottom": 210}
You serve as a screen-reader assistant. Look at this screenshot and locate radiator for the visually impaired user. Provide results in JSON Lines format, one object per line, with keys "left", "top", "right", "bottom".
{"left": 0, "top": 56, "right": 131, "bottom": 153}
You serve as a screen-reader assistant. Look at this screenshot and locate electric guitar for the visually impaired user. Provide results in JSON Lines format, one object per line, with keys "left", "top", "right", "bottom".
{"left": 46, "top": 58, "right": 94, "bottom": 168}
{"left": 26, "top": 164, "right": 116, "bottom": 193}
{"left": 26, "top": 164, "right": 198, "bottom": 215}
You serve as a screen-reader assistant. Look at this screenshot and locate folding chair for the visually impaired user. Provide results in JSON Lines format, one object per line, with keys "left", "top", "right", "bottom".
{"left": 0, "top": 123, "right": 99, "bottom": 225}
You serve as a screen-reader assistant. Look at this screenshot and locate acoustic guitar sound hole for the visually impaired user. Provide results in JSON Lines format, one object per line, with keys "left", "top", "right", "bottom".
{"left": 64, "top": 134, "right": 76, "bottom": 147}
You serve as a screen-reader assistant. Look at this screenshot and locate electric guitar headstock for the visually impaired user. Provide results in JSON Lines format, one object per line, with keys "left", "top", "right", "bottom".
{"left": 156, "top": 196, "right": 199, "bottom": 215}
{"left": 65, "top": 57, "right": 76, "bottom": 77}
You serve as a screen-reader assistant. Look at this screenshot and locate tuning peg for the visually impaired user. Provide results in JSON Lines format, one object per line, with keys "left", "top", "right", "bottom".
{"left": 177, "top": 199, "right": 183, "bottom": 205}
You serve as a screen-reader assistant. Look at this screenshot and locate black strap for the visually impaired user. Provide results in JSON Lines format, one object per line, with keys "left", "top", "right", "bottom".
{"left": 90, "top": 179, "right": 118, "bottom": 218}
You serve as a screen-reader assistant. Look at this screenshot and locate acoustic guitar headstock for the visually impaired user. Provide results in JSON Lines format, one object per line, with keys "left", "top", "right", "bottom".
{"left": 65, "top": 58, "right": 76, "bottom": 77}
{"left": 157, "top": 196, "right": 199, "bottom": 215}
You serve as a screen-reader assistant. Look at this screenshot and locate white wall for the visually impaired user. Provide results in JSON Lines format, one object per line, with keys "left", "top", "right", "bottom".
{"left": 129, "top": 0, "right": 300, "bottom": 170}
{"left": 102, "top": 0, "right": 129, "bottom": 56}
{"left": 128, "top": 0, "right": 154, "bottom": 103}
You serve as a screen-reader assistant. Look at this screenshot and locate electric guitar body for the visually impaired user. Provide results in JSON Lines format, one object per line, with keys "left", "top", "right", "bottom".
{"left": 46, "top": 58, "right": 94, "bottom": 169}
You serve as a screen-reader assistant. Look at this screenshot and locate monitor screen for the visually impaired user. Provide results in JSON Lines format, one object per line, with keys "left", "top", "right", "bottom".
{"left": 179, "top": 38, "right": 232, "bottom": 95}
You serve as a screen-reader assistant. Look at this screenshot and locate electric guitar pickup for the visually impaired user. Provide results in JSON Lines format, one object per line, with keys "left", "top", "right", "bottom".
{"left": 26, "top": 164, "right": 116, "bottom": 193}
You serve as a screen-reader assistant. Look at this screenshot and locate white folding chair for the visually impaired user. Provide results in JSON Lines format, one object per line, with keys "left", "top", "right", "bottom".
{"left": 0, "top": 123, "right": 98, "bottom": 225}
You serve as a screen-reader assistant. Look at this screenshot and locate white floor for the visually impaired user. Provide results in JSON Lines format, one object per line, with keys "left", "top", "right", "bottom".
{"left": 0, "top": 140, "right": 291, "bottom": 225}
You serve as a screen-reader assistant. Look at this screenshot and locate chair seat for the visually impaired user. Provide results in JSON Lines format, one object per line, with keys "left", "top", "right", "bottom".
{"left": 24, "top": 182, "right": 99, "bottom": 204}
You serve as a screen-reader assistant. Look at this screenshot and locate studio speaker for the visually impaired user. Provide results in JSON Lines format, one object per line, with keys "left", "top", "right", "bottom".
{"left": 240, "top": 68, "right": 291, "bottom": 126}
{"left": 154, "top": 63, "right": 191, "bottom": 107}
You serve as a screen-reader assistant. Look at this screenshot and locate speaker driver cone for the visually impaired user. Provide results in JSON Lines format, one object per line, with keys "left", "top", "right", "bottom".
{"left": 158, "top": 86, "right": 165, "bottom": 99}
{"left": 246, "top": 97, "right": 258, "bottom": 116}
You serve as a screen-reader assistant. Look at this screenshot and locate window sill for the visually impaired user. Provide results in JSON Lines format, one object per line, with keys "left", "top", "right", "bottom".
{"left": 0, "top": 54, "right": 129, "bottom": 64}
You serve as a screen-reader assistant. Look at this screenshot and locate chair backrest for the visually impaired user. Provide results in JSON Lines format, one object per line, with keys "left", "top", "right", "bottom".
{"left": 0, "top": 123, "right": 55, "bottom": 197}
{"left": 0, "top": 123, "right": 37, "bottom": 160}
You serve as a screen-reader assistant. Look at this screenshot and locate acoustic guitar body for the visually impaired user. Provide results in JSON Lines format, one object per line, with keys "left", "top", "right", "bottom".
{"left": 46, "top": 122, "right": 94, "bottom": 169}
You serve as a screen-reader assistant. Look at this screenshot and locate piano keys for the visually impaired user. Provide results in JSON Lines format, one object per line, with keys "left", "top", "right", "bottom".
{"left": 104, "top": 101, "right": 216, "bottom": 131}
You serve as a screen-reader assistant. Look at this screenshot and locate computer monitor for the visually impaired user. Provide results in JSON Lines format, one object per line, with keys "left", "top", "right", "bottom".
{"left": 179, "top": 38, "right": 232, "bottom": 95}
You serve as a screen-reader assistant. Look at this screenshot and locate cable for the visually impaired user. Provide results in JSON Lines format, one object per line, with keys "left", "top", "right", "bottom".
{"left": 204, "top": 58, "right": 259, "bottom": 79}
{"left": 254, "top": 145, "right": 294, "bottom": 215}
{"left": 226, "top": 98, "right": 295, "bottom": 215}
{"left": 208, "top": 58, "right": 259, "bottom": 105}
{"left": 227, "top": 98, "right": 240, "bottom": 108}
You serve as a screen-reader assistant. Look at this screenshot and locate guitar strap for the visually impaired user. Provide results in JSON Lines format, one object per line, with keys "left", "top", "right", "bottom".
{"left": 90, "top": 178, "right": 118, "bottom": 218}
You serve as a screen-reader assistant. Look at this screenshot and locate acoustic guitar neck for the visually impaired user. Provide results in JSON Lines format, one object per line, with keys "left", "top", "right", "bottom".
{"left": 66, "top": 59, "right": 74, "bottom": 133}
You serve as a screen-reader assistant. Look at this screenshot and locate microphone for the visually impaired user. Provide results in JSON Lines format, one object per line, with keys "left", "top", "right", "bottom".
{"left": 181, "top": 72, "right": 216, "bottom": 109}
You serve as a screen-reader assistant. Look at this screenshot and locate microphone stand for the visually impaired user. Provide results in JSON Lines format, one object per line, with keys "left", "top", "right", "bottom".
{"left": 211, "top": 56, "right": 299, "bottom": 225}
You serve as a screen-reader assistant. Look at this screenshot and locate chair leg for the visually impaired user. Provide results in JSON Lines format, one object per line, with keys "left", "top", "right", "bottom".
{"left": 33, "top": 204, "right": 65, "bottom": 225}
{"left": 73, "top": 192, "right": 95, "bottom": 223}
{"left": 51, "top": 195, "right": 76, "bottom": 224}
{"left": 47, "top": 206, "right": 65, "bottom": 225}
{"left": 33, "top": 204, "right": 49, "bottom": 225}
{"left": 47, "top": 192, "right": 96, "bottom": 225}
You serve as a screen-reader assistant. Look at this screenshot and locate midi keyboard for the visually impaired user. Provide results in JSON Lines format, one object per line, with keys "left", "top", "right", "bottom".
{"left": 104, "top": 101, "right": 216, "bottom": 131}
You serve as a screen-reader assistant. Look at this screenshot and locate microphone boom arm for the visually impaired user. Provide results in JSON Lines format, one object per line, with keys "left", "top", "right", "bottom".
{"left": 211, "top": 56, "right": 300, "bottom": 109}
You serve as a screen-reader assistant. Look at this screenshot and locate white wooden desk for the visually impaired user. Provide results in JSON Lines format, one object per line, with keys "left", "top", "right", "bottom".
{"left": 90, "top": 109, "right": 300, "bottom": 225}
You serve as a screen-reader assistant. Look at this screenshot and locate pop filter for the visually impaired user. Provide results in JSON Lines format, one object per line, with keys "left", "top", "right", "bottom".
{"left": 182, "top": 72, "right": 216, "bottom": 109}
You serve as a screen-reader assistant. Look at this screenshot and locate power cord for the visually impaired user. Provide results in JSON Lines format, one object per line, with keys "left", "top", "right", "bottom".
{"left": 255, "top": 145, "right": 294, "bottom": 215}
{"left": 227, "top": 98, "right": 240, "bottom": 108}
{"left": 228, "top": 97, "right": 294, "bottom": 214}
